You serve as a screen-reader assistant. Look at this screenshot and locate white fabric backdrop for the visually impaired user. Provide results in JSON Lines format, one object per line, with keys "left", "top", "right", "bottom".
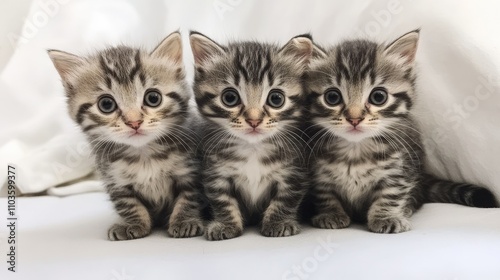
{"left": 1, "top": 0, "right": 500, "bottom": 196}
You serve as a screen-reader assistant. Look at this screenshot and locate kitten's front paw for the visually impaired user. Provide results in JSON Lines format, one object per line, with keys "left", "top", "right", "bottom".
{"left": 205, "top": 221, "right": 242, "bottom": 241}
{"left": 108, "top": 223, "right": 150, "bottom": 241}
{"left": 261, "top": 220, "right": 300, "bottom": 237}
{"left": 168, "top": 219, "right": 204, "bottom": 238}
{"left": 368, "top": 217, "right": 411, "bottom": 234}
{"left": 311, "top": 212, "right": 351, "bottom": 229}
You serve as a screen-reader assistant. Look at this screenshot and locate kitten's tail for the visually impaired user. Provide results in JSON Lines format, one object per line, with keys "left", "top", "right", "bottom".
{"left": 421, "top": 174, "right": 498, "bottom": 208}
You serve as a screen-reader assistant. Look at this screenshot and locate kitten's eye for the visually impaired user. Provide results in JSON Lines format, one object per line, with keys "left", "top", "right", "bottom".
{"left": 221, "top": 88, "right": 240, "bottom": 107}
{"left": 144, "top": 89, "right": 162, "bottom": 107}
{"left": 369, "top": 88, "right": 388, "bottom": 106}
{"left": 267, "top": 89, "right": 285, "bottom": 108}
{"left": 98, "top": 96, "right": 117, "bottom": 114}
{"left": 324, "top": 88, "right": 343, "bottom": 106}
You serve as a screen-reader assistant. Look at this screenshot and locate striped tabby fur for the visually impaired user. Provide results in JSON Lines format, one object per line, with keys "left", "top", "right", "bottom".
{"left": 306, "top": 30, "right": 498, "bottom": 234}
{"left": 48, "top": 32, "right": 204, "bottom": 240}
{"left": 190, "top": 32, "right": 313, "bottom": 240}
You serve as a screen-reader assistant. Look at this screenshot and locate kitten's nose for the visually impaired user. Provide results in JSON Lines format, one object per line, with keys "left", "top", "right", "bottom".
{"left": 347, "top": 118, "right": 364, "bottom": 127}
{"left": 245, "top": 119, "right": 263, "bottom": 128}
{"left": 125, "top": 120, "right": 143, "bottom": 130}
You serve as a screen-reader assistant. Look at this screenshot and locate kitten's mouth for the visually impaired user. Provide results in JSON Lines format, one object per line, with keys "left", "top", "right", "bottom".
{"left": 347, "top": 127, "right": 363, "bottom": 134}
{"left": 245, "top": 128, "right": 262, "bottom": 135}
{"left": 129, "top": 130, "right": 145, "bottom": 137}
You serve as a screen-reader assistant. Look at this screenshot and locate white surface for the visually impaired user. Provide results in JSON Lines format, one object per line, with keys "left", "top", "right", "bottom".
{"left": 0, "top": 193, "right": 499, "bottom": 280}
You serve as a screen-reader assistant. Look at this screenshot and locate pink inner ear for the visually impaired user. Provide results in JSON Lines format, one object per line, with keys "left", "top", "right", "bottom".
{"left": 402, "top": 50, "right": 416, "bottom": 62}
{"left": 193, "top": 46, "right": 210, "bottom": 64}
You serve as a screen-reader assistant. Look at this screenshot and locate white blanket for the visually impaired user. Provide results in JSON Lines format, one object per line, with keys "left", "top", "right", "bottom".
{"left": 1, "top": 0, "right": 500, "bottom": 195}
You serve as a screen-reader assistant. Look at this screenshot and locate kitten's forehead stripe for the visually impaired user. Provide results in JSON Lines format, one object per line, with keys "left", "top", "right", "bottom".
{"left": 99, "top": 47, "right": 143, "bottom": 86}
{"left": 336, "top": 49, "right": 350, "bottom": 82}
{"left": 267, "top": 70, "right": 274, "bottom": 87}
{"left": 259, "top": 53, "right": 272, "bottom": 86}
{"left": 128, "top": 51, "right": 142, "bottom": 81}
{"left": 335, "top": 40, "right": 378, "bottom": 84}
{"left": 230, "top": 43, "right": 277, "bottom": 86}
{"left": 139, "top": 72, "right": 146, "bottom": 87}
{"left": 235, "top": 48, "right": 249, "bottom": 82}
{"left": 233, "top": 69, "right": 241, "bottom": 87}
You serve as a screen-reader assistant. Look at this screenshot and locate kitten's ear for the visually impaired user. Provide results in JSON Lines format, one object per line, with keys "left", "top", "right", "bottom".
{"left": 384, "top": 29, "right": 420, "bottom": 64}
{"left": 279, "top": 34, "right": 314, "bottom": 65}
{"left": 189, "top": 31, "right": 225, "bottom": 66}
{"left": 48, "top": 50, "right": 84, "bottom": 81}
{"left": 151, "top": 31, "right": 183, "bottom": 64}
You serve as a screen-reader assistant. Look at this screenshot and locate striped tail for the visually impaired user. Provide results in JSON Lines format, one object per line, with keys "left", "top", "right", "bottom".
{"left": 421, "top": 174, "right": 499, "bottom": 208}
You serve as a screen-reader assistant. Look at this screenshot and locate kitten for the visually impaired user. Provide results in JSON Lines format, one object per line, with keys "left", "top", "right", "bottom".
{"left": 189, "top": 32, "right": 313, "bottom": 240}
{"left": 306, "top": 30, "right": 498, "bottom": 233}
{"left": 48, "top": 32, "right": 204, "bottom": 240}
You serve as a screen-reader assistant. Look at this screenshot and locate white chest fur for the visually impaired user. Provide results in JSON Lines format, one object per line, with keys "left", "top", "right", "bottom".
{"left": 228, "top": 143, "right": 284, "bottom": 205}
{"left": 317, "top": 139, "right": 403, "bottom": 204}
{"left": 106, "top": 146, "right": 189, "bottom": 204}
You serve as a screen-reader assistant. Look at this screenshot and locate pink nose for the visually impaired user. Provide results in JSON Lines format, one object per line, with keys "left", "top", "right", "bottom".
{"left": 126, "top": 120, "right": 143, "bottom": 130}
{"left": 347, "top": 118, "right": 364, "bottom": 127}
{"left": 245, "top": 119, "right": 262, "bottom": 128}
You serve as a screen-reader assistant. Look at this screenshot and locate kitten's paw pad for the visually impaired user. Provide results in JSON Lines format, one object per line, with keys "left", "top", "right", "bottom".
{"left": 311, "top": 213, "right": 351, "bottom": 229}
{"left": 205, "top": 221, "right": 242, "bottom": 241}
{"left": 368, "top": 217, "right": 411, "bottom": 234}
{"left": 108, "top": 223, "right": 150, "bottom": 241}
{"left": 261, "top": 220, "right": 300, "bottom": 237}
{"left": 168, "top": 219, "right": 204, "bottom": 238}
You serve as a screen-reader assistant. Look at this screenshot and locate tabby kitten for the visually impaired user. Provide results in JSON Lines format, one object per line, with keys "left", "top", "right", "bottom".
{"left": 306, "top": 30, "right": 498, "bottom": 233}
{"left": 190, "top": 32, "right": 312, "bottom": 240}
{"left": 48, "top": 32, "right": 204, "bottom": 240}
